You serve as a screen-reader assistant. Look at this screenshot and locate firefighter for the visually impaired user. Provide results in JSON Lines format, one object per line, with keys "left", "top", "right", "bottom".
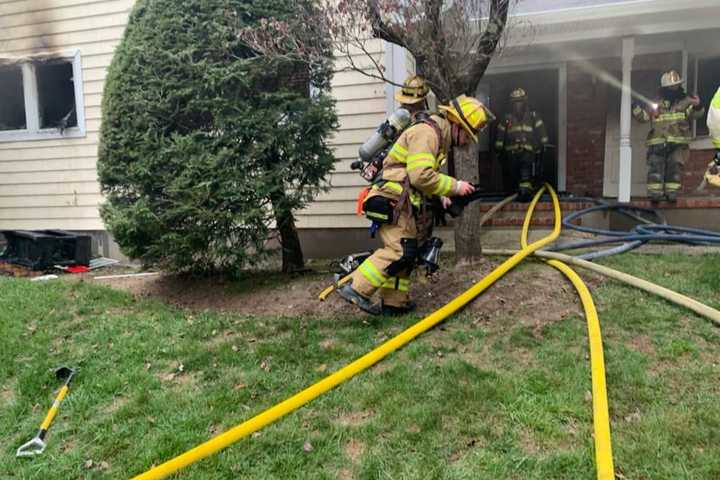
{"left": 338, "top": 95, "right": 487, "bottom": 316}
{"left": 632, "top": 70, "right": 705, "bottom": 201}
{"left": 494, "top": 88, "right": 549, "bottom": 201}
{"left": 394, "top": 75, "right": 430, "bottom": 119}
{"left": 708, "top": 86, "right": 720, "bottom": 162}
{"left": 704, "top": 86, "right": 720, "bottom": 188}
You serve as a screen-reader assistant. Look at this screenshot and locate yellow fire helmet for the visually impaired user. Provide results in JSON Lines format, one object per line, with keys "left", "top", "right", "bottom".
{"left": 394, "top": 75, "right": 430, "bottom": 105}
{"left": 661, "top": 70, "right": 683, "bottom": 88}
{"left": 509, "top": 88, "right": 528, "bottom": 102}
{"left": 705, "top": 161, "right": 720, "bottom": 188}
{"left": 439, "top": 95, "right": 490, "bottom": 143}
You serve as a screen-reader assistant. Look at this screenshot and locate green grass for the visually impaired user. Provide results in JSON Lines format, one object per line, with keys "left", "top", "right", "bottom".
{"left": 1, "top": 252, "right": 720, "bottom": 479}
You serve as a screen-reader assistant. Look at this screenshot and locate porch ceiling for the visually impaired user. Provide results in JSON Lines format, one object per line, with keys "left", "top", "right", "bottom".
{"left": 505, "top": 0, "right": 719, "bottom": 47}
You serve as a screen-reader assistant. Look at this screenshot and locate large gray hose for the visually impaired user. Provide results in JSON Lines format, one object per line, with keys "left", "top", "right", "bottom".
{"left": 483, "top": 249, "right": 720, "bottom": 327}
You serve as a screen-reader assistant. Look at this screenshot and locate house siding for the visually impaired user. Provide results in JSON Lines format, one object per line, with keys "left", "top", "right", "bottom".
{"left": 0, "top": 1, "right": 388, "bottom": 232}
{"left": 0, "top": 0, "right": 133, "bottom": 230}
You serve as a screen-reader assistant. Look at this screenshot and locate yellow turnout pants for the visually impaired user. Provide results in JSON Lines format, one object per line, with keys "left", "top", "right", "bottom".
{"left": 351, "top": 211, "right": 416, "bottom": 307}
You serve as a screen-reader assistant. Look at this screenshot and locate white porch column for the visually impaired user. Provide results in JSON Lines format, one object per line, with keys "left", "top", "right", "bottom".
{"left": 618, "top": 37, "right": 635, "bottom": 203}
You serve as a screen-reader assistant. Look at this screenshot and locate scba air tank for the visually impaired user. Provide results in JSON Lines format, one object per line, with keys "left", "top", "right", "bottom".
{"left": 358, "top": 108, "right": 411, "bottom": 162}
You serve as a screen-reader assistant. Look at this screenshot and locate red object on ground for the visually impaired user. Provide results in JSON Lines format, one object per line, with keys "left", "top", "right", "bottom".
{"left": 66, "top": 265, "right": 90, "bottom": 274}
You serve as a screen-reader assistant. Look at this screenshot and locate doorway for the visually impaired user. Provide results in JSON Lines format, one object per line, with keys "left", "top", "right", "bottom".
{"left": 477, "top": 68, "right": 560, "bottom": 194}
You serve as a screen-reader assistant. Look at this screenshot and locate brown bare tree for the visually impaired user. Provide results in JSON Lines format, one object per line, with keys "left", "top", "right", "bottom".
{"left": 242, "top": 0, "right": 514, "bottom": 264}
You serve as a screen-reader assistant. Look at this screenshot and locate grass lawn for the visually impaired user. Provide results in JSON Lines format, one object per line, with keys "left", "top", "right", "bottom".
{"left": 1, "top": 252, "right": 719, "bottom": 479}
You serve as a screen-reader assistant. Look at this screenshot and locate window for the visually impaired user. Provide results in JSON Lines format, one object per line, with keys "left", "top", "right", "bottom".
{"left": 0, "top": 66, "right": 26, "bottom": 131}
{"left": 0, "top": 51, "right": 85, "bottom": 142}
{"left": 693, "top": 56, "right": 720, "bottom": 138}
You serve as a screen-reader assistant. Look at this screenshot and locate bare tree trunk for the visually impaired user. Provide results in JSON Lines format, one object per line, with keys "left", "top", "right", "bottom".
{"left": 271, "top": 192, "right": 305, "bottom": 273}
{"left": 453, "top": 142, "right": 483, "bottom": 265}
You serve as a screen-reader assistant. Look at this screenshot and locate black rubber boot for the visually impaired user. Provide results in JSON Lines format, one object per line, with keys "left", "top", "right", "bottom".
{"left": 381, "top": 301, "right": 417, "bottom": 316}
{"left": 337, "top": 284, "right": 380, "bottom": 315}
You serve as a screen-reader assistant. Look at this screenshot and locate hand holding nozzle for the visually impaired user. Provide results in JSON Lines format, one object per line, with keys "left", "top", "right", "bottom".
{"left": 456, "top": 181, "right": 476, "bottom": 196}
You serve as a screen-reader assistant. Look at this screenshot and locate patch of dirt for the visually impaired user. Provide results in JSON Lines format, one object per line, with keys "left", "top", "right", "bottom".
{"left": 0, "top": 261, "right": 41, "bottom": 277}
{"left": 95, "top": 259, "right": 591, "bottom": 330}
{"left": 335, "top": 409, "right": 375, "bottom": 427}
{"left": 337, "top": 468, "right": 354, "bottom": 480}
{"left": 344, "top": 439, "right": 365, "bottom": 463}
{"left": 107, "top": 395, "right": 130, "bottom": 414}
{"left": 628, "top": 335, "right": 656, "bottom": 355}
{"left": 519, "top": 428, "right": 542, "bottom": 455}
{"left": 0, "top": 385, "right": 15, "bottom": 406}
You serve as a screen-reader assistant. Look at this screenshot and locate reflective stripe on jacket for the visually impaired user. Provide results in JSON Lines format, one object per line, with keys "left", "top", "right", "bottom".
{"left": 368, "top": 114, "right": 459, "bottom": 207}
{"left": 495, "top": 111, "right": 549, "bottom": 154}
{"left": 633, "top": 97, "right": 705, "bottom": 146}
{"left": 707, "top": 87, "right": 720, "bottom": 149}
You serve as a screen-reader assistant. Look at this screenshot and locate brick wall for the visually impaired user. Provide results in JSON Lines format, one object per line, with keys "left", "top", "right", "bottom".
{"left": 684, "top": 148, "right": 716, "bottom": 194}
{"left": 565, "top": 61, "right": 614, "bottom": 197}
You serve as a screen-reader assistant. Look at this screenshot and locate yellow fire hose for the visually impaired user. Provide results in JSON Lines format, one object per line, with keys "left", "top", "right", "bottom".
{"left": 131, "top": 185, "right": 562, "bottom": 479}
{"left": 519, "top": 197, "right": 615, "bottom": 480}
{"left": 483, "top": 249, "right": 720, "bottom": 327}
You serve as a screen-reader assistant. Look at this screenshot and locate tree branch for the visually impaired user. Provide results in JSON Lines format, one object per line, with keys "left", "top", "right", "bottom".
{"left": 465, "top": 0, "right": 510, "bottom": 93}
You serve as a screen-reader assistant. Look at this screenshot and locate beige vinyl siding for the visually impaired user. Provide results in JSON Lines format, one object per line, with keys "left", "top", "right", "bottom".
{"left": 0, "top": 2, "right": 389, "bottom": 231}
{"left": 297, "top": 39, "right": 388, "bottom": 229}
{"left": 0, "top": 0, "right": 133, "bottom": 230}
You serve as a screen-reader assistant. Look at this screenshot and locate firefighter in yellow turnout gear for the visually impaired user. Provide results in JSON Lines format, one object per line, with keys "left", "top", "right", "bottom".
{"left": 495, "top": 88, "right": 549, "bottom": 201}
{"left": 338, "top": 95, "right": 487, "bottom": 316}
{"left": 704, "top": 86, "right": 720, "bottom": 188}
{"left": 633, "top": 70, "right": 705, "bottom": 201}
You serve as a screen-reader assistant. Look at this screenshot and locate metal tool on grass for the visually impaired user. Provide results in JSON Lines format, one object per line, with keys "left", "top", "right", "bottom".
{"left": 16, "top": 366, "right": 76, "bottom": 457}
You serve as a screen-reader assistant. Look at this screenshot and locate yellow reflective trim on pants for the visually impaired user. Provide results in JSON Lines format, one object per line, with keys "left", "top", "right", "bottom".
{"left": 382, "top": 277, "right": 410, "bottom": 292}
{"left": 647, "top": 182, "right": 663, "bottom": 192}
{"left": 432, "top": 174, "right": 452, "bottom": 196}
{"left": 665, "top": 182, "right": 681, "bottom": 191}
{"left": 359, "top": 260, "right": 386, "bottom": 288}
{"left": 535, "top": 120, "right": 544, "bottom": 128}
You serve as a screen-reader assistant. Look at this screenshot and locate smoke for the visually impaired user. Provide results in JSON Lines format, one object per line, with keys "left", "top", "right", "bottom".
{"left": 570, "top": 56, "right": 656, "bottom": 108}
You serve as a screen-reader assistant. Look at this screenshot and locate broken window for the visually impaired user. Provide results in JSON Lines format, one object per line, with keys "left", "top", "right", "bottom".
{"left": 36, "top": 60, "right": 77, "bottom": 130}
{"left": 0, "top": 65, "right": 26, "bottom": 131}
{"left": 0, "top": 53, "right": 84, "bottom": 140}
